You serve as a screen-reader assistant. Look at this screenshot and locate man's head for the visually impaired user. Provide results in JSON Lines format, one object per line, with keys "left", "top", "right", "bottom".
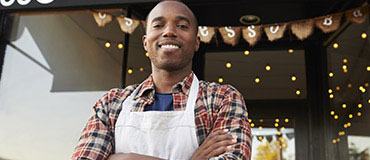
{"left": 142, "top": 0, "right": 200, "bottom": 72}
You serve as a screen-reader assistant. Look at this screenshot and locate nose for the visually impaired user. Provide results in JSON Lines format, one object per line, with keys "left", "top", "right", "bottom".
{"left": 162, "top": 24, "right": 177, "bottom": 38}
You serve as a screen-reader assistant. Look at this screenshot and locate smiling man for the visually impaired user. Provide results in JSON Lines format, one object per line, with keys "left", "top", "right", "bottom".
{"left": 72, "top": 1, "right": 251, "bottom": 160}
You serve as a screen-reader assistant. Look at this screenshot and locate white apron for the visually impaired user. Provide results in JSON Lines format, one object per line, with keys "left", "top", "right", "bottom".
{"left": 115, "top": 74, "right": 199, "bottom": 160}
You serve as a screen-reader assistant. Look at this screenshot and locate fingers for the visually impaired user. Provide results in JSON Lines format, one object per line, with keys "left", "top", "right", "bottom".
{"left": 203, "top": 135, "right": 237, "bottom": 157}
{"left": 202, "top": 129, "right": 229, "bottom": 145}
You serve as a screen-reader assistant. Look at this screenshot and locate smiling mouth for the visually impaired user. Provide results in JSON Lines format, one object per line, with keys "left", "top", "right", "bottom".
{"left": 159, "top": 44, "right": 180, "bottom": 49}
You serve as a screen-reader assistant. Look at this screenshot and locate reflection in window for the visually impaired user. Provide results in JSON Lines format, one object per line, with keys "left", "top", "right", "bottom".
{"left": 348, "top": 135, "right": 370, "bottom": 160}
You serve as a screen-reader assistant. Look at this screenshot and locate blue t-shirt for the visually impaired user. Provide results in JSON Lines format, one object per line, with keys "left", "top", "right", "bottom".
{"left": 144, "top": 93, "right": 174, "bottom": 111}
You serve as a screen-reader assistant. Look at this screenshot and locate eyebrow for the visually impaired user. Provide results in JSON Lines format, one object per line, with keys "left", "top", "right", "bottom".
{"left": 150, "top": 16, "right": 191, "bottom": 24}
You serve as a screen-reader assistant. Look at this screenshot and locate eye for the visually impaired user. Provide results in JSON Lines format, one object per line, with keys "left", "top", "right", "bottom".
{"left": 153, "top": 24, "right": 164, "bottom": 28}
{"left": 177, "top": 24, "right": 189, "bottom": 29}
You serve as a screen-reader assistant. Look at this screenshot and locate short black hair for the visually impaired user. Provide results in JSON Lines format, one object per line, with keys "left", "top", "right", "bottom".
{"left": 144, "top": 0, "right": 198, "bottom": 35}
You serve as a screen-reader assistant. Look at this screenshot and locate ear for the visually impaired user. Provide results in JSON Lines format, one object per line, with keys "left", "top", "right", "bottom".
{"left": 142, "top": 35, "right": 148, "bottom": 51}
{"left": 195, "top": 35, "right": 200, "bottom": 52}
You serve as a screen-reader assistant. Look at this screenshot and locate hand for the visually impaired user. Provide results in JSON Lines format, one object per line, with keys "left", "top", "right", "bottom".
{"left": 108, "top": 153, "right": 165, "bottom": 160}
{"left": 190, "top": 129, "right": 237, "bottom": 160}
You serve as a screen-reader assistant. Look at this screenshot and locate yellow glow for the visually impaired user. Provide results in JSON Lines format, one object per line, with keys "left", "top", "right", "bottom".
{"left": 332, "top": 139, "right": 337, "bottom": 144}
{"left": 358, "top": 103, "right": 363, "bottom": 108}
{"left": 118, "top": 43, "right": 124, "bottom": 49}
{"left": 259, "top": 119, "right": 264, "bottom": 123}
{"left": 105, "top": 41, "right": 111, "bottom": 48}
{"left": 127, "top": 68, "right": 133, "bottom": 74}
{"left": 343, "top": 69, "right": 348, "bottom": 73}
{"left": 291, "top": 75, "right": 297, "bottom": 82}
{"left": 258, "top": 126, "right": 263, "bottom": 130}
{"left": 336, "top": 86, "right": 340, "bottom": 91}
{"left": 145, "top": 52, "right": 149, "bottom": 57}
{"left": 362, "top": 32, "right": 367, "bottom": 39}
{"left": 328, "top": 89, "right": 333, "bottom": 94}
{"left": 288, "top": 49, "right": 294, "bottom": 53}
{"left": 251, "top": 123, "right": 255, "bottom": 127}
{"left": 139, "top": 67, "right": 144, "bottom": 72}
{"left": 347, "top": 122, "right": 351, "bottom": 127}
{"left": 329, "top": 72, "right": 334, "bottom": 78}
{"left": 348, "top": 84, "right": 352, "bottom": 88}
{"left": 330, "top": 111, "right": 335, "bottom": 115}
{"left": 265, "top": 65, "right": 271, "bottom": 71}
{"left": 218, "top": 77, "right": 224, "bottom": 83}
{"left": 367, "top": 66, "right": 370, "bottom": 71}
{"left": 334, "top": 115, "right": 338, "bottom": 120}
{"left": 349, "top": 114, "right": 353, "bottom": 119}
{"left": 357, "top": 112, "right": 362, "bottom": 117}
{"left": 333, "top": 43, "right": 339, "bottom": 48}
{"left": 359, "top": 86, "right": 366, "bottom": 93}
{"left": 368, "top": 98, "right": 370, "bottom": 104}
{"left": 365, "top": 83, "right": 369, "bottom": 87}
{"left": 284, "top": 118, "right": 289, "bottom": 123}
{"left": 337, "top": 138, "right": 340, "bottom": 142}
{"left": 258, "top": 136, "right": 263, "bottom": 141}
{"left": 274, "top": 123, "right": 279, "bottom": 127}
{"left": 342, "top": 64, "right": 348, "bottom": 70}
{"left": 275, "top": 119, "right": 280, "bottom": 123}
{"left": 296, "top": 89, "right": 301, "bottom": 95}
{"left": 248, "top": 119, "right": 252, "bottom": 123}
{"left": 281, "top": 127, "right": 285, "bottom": 130}
{"left": 343, "top": 59, "right": 348, "bottom": 63}
{"left": 329, "top": 94, "right": 334, "bottom": 99}
{"left": 277, "top": 131, "right": 281, "bottom": 135}
{"left": 342, "top": 103, "right": 347, "bottom": 109}
{"left": 254, "top": 77, "right": 260, "bottom": 83}
{"left": 344, "top": 124, "right": 348, "bottom": 128}
{"left": 226, "top": 62, "right": 232, "bottom": 68}
{"left": 244, "top": 50, "right": 250, "bottom": 56}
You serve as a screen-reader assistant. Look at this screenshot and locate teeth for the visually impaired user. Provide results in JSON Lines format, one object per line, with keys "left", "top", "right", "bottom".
{"left": 161, "top": 44, "right": 179, "bottom": 49}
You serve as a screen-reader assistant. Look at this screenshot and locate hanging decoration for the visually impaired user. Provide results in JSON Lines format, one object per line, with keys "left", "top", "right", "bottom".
{"left": 242, "top": 25, "right": 262, "bottom": 46}
{"left": 91, "top": 4, "right": 369, "bottom": 45}
{"left": 198, "top": 26, "right": 216, "bottom": 43}
{"left": 218, "top": 26, "right": 241, "bottom": 46}
{"left": 291, "top": 19, "right": 314, "bottom": 40}
{"left": 116, "top": 16, "right": 140, "bottom": 34}
{"left": 92, "top": 12, "right": 113, "bottom": 27}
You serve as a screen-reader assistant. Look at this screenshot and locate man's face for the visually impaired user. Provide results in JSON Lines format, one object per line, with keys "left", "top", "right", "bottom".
{"left": 143, "top": 1, "right": 200, "bottom": 72}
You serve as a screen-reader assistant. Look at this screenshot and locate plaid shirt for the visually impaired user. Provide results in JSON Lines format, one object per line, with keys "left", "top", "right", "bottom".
{"left": 72, "top": 72, "right": 251, "bottom": 160}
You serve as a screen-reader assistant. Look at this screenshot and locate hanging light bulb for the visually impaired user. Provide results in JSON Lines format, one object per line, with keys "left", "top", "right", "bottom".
{"left": 274, "top": 123, "right": 279, "bottom": 127}
{"left": 281, "top": 127, "right": 286, "bottom": 130}
{"left": 333, "top": 42, "right": 339, "bottom": 49}
{"left": 117, "top": 42, "right": 124, "bottom": 49}
{"left": 361, "top": 32, "right": 367, "bottom": 39}
{"left": 265, "top": 64, "right": 271, "bottom": 71}
{"left": 139, "top": 67, "right": 144, "bottom": 72}
{"left": 349, "top": 114, "right": 353, "bottom": 119}
{"left": 284, "top": 118, "right": 289, "bottom": 123}
{"left": 343, "top": 59, "right": 348, "bottom": 63}
{"left": 328, "top": 89, "right": 333, "bottom": 94}
{"left": 332, "top": 139, "right": 337, "bottom": 144}
{"left": 347, "top": 122, "right": 351, "bottom": 127}
{"left": 259, "top": 119, "right": 264, "bottom": 123}
{"left": 342, "top": 64, "right": 348, "bottom": 70}
{"left": 367, "top": 66, "right": 370, "bottom": 72}
{"left": 291, "top": 75, "right": 297, "bottom": 82}
{"left": 225, "top": 62, "right": 232, "bottom": 68}
{"left": 251, "top": 123, "right": 255, "bottom": 127}
{"left": 336, "top": 86, "right": 340, "bottom": 91}
{"left": 288, "top": 49, "right": 294, "bottom": 53}
{"left": 330, "top": 110, "right": 335, "bottom": 115}
{"left": 344, "top": 124, "right": 348, "bottom": 128}
{"left": 365, "top": 83, "right": 369, "bottom": 87}
{"left": 145, "top": 52, "right": 149, "bottom": 57}
{"left": 329, "top": 94, "right": 334, "bottom": 99}
{"left": 347, "top": 83, "right": 352, "bottom": 88}
{"left": 334, "top": 115, "right": 339, "bottom": 120}
{"left": 105, "top": 41, "right": 111, "bottom": 48}
{"left": 258, "top": 126, "right": 263, "bottom": 130}
{"left": 329, "top": 72, "right": 334, "bottom": 78}
{"left": 296, "top": 89, "right": 301, "bottom": 95}
{"left": 358, "top": 103, "right": 363, "bottom": 108}
{"left": 127, "top": 68, "right": 133, "bottom": 74}
{"left": 359, "top": 86, "right": 366, "bottom": 93}
{"left": 368, "top": 98, "right": 370, "bottom": 104}
{"left": 254, "top": 77, "right": 260, "bottom": 84}
{"left": 244, "top": 50, "right": 250, "bottom": 56}
{"left": 357, "top": 112, "right": 362, "bottom": 117}
{"left": 275, "top": 119, "right": 280, "bottom": 123}
{"left": 342, "top": 103, "right": 347, "bottom": 109}
{"left": 218, "top": 76, "right": 224, "bottom": 83}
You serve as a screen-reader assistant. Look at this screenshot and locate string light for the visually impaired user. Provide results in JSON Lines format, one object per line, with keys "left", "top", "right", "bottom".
{"left": 254, "top": 77, "right": 261, "bottom": 84}
{"left": 105, "top": 41, "right": 111, "bottom": 48}
{"left": 347, "top": 122, "right": 351, "bottom": 127}
{"left": 296, "top": 89, "right": 301, "bottom": 96}
{"left": 258, "top": 136, "right": 263, "bottom": 141}
{"left": 334, "top": 115, "right": 339, "bottom": 120}
{"left": 117, "top": 42, "right": 124, "bottom": 49}
{"left": 288, "top": 49, "right": 294, "bottom": 53}
{"left": 358, "top": 103, "right": 363, "bottom": 108}
{"left": 275, "top": 119, "right": 280, "bottom": 123}
{"left": 284, "top": 118, "right": 289, "bottom": 123}
{"left": 361, "top": 32, "right": 367, "bottom": 39}
{"left": 365, "top": 83, "right": 369, "bottom": 87}
{"left": 274, "top": 123, "right": 279, "bottom": 127}
{"left": 218, "top": 76, "right": 224, "bottom": 83}
{"left": 145, "top": 52, "right": 149, "bottom": 57}
{"left": 258, "top": 126, "right": 263, "bottom": 130}
{"left": 343, "top": 59, "right": 348, "bottom": 63}
{"left": 281, "top": 127, "right": 286, "bottom": 130}
{"left": 330, "top": 110, "right": 335, "bottom": 115}
{"left": 127, "top": 68, "right": 133, "bottom": 74}
{"left": 337, "top": 138, "right": 340, "bottom": 142}
{"left": 359, "top": 86, "right": 366, "bottom": 93}
{"left": 265, "top": 64, "right": 271, "bottom": 71}
{"left": 329, "top": 72, "right": 334, "bottom": 78}
{"left": 226, "top": 62, "right": 232, "bottom": 68}
{"left": 139, "top": 67, "right": 144, "bottom": 72}
{"left": 367, "top": 66, "right": 370, "bottom": 72}
{"left": 333, "top": 42, "right": 339, "bottom": 49}
{"left": 342, "top": 103, "right": 347, "bottom": 109}
{"left": 251, "top": 123, "right": 255, "bottom": 127}
{"left": 336, "top": 86, "right": 340, "bottom": 91}
{"left": 328, "top": 89, "right": 333, "bottom": 94}
{"left": 342, "top": 64, "right": 348, "bottom": 70}
{"left": 332, "top": 139, "right": 337, "bottom": 144}
{"left": 329, "top": 94, "right": 334, "bottom": 99}
{"left": 349, "top": 114, "right": 353, "bottom": 119}
{"left": 291, "top": 75, "right": 297, "bottom": 82}
{"left": 357, "top": 112, "right": 362, "bottom": 117}
{"left": 244, "top": 50, "right": 250, "bottom": 56}
{"left": 248, "top": 119, "right": 252, "bottom": 123}
{"left": 348, "top": 83, "right": 352, "bottom": 88}
{"left": 368, "top": 98, "right": 370, "bottom": 104}
{"left": 259, "top": 119, "right": 264, "bottom": 123}
{"left": 344, "top": 124, "right": 348, "bottom": 128}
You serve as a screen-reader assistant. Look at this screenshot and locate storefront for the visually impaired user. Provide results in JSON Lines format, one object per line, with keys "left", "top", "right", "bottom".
{"left": 0, "top": 1, "right": 369, "bottom": 160}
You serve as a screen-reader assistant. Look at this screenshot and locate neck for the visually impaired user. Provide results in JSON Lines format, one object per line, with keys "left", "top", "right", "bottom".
{"left": 152, "top": 66, "right": 192, "bottom": 94}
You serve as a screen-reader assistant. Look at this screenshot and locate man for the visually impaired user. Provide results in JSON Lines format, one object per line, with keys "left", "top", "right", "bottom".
{"left": 72, "top": 1, "right": 251, "bottom": 159}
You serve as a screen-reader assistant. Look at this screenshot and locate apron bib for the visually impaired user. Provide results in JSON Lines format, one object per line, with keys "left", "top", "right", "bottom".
{"left": 115, "top": 74, "right": 199, "bottom": 160}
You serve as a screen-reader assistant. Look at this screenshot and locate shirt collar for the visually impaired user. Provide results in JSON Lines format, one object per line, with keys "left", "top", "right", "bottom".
{"left": 134, "top": 72, "right": 194, "bottom": 100}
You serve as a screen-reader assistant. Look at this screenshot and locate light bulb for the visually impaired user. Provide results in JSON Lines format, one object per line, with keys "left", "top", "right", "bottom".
{"left": 333, "top": 42, "right": 339, "bottom": 48}
{"left": 244, "top": 50, "right": 250, "bottom": 56}
{"left": 105, "top": 41, "right": 111, "bottom": 48}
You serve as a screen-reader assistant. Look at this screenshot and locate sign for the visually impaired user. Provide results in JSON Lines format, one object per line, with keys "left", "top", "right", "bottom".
{"left": 0, "top": 0, "right": 157, "bottom": 11}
